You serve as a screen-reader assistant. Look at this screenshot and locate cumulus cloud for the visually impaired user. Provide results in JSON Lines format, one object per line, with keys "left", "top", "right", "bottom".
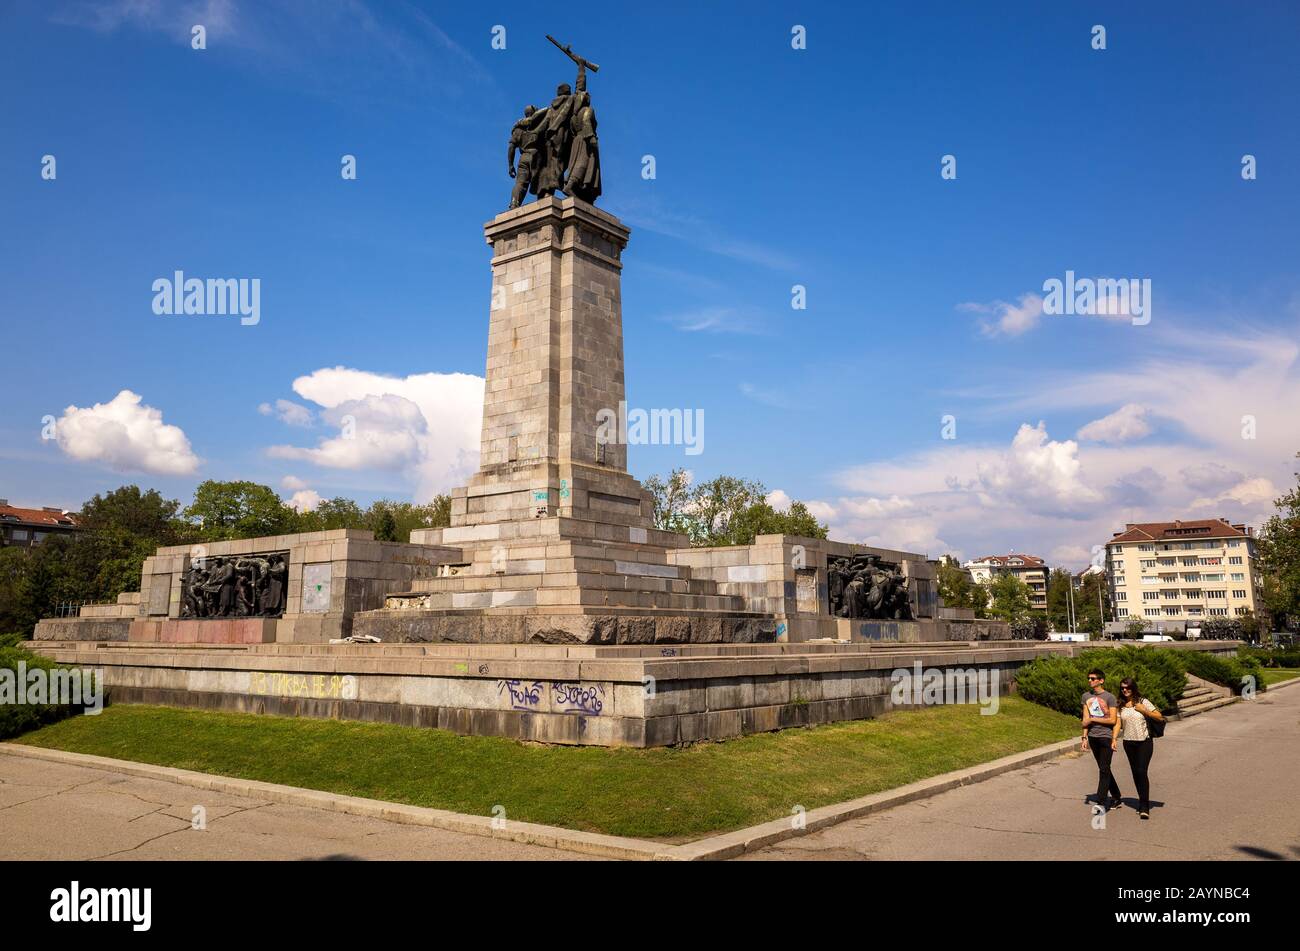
{"left": 265, "top": 367, "right": 483, "bottom": 501}
{"left": 974, "top": 422, "right": 1102, "bottom": 516}
{"left": 1077, "top": 403, "right": 1152, "bottom": 443}
{"left": 286, "top": 489, "right": 322, "bottom": 512}
{"left": 54, "top": 390, "right": 199, "bottom": 475}
{"left": 1190, "top": 476, "right": 1279, "bottom": 511}
{"left": 280, "top": 474, "right": 309, "bottom": 491}
{"left": 961, "top": 293, "right": 1044, "bottom": 338}
{"left": 259, "top": 399, "right": 314, "bottom": 427}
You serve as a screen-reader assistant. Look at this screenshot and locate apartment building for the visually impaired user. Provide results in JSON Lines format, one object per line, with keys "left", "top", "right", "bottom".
{"left": 963, "top": 552, "right": 1048, "bottom": 611}
{"left": 0, "top": 500, "right": 81, "bottom": 548}
{"left": 1104, "top": 518, "right": 1263, "bottom": 632}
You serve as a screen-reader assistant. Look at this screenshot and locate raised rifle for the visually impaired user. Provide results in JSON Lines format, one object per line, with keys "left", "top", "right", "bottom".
{"left": 546, "top": 34, "right": 600, "bottom": 73}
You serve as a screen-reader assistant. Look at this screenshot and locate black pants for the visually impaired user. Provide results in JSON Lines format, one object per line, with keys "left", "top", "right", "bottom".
{"left": 1088, "top": 736, "right": 1122, "bottom": 804}
{"left": 1123, "top": 738, "right": 1154, "bottom": 812}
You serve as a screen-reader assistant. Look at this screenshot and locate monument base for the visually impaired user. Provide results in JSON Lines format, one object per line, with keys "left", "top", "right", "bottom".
{"left": 25, "top": 639, "right": 1243, "bottom": 747}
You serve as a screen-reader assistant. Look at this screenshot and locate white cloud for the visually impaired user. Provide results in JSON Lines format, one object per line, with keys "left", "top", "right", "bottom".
{"left": 280, "top": 475, "right": 309, "bottom": 491}
{"left": 258, "top": 398, "right": 314, "bottom": 427}
{"left": 286, "top": 489, "right": 322, "bottom": 512}
{"left": 1077, "top": 403, "right": 1152, "bottom": 443}
{"left": 1190, "top": 476, "right": 1279, "bottom": 511}
{"left": 53, "top": 0, "right": 240, "bottom": 43}
{"left": 962, "top": 293, "right": 1044, "bottom": 338}
{"left": 265, "top": 367, "right": 483, "bottom": 501}
{"left": 55, "top": 390, "right": 199, "bottom": 475}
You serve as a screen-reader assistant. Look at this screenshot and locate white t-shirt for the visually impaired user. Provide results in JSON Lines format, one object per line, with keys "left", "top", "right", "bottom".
{"left": 1119, "top": 698, "right": 1156, "bottom": 741}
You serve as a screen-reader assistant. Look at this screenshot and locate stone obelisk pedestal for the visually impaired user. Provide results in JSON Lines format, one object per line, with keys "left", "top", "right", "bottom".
{"left": 376, "top": 196, "right": 776, "bottom": 642}
{"left": 455, "top": 196, "right": 653, "bottom": 529}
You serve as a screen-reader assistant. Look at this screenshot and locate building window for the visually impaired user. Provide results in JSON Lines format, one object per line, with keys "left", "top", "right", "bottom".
{"left": 1143, "top": 592, "right": 1160, "bottom": 601}
{"left": 1187, "top": 607, "right": 1203, "bottom": 616}
{"left": 1232, "top": 590, "right": 1247, "bottom": 599}
{"left": 1138, "top": 544, "right": 1154, "bottom": 552}
{"left": 1144, "top": 609, "right": 1160, "bottom": 617}
{"left": 1112, "top": 545, "right": 1123, "bottom": 554}
{"left": 1208, "top": 608, "right": 1228, "bottom": 617}
{"left": 1115, "top": 592, "right": 1127, "bottom": 601}
{"left": 1230, "top": 573, "right": 1245, "bottom": 582}
{"left": 1206, "top": 590, "right": 1226, "bottom": 599}
{"left": 1228, "top": 556, "right": 1243, "bottom": 565}
{"left": 1140, "top": 559, "right": 1156, "bottom": 569}
{"left": 1116, "top": 608, "right": 1129, "bottom": 618}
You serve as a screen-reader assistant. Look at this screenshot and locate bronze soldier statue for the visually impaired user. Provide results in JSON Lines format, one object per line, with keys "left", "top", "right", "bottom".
{"left": 508, "top": 104, "right": 544, "bottom": 208}
{"left": 507, "top": 36, "right": 603, "bottom": 207}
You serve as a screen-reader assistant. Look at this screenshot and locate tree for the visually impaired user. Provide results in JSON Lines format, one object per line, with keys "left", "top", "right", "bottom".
{"left": 987, "top": 571, "right": 1033, "bottom": 622}
{"left": 1074, "top": 571, "right": 1112, "bottom": 635}
{"left": 184, "top": 481, "right": 298, "bottom": 541}
{"left": 643, "top": 471, "right": 827, "bottom": 547}
{"left": 1258, "top": 454, "right": 1300, "bottom": 631}
{"left": 644, "top": 468, "right": 693, "bottom": 535}
{"left": 79, "top": 485, "right": 187, "bottom": 543}
{"left": 727, "top": 499, "right": 827, "bottom": 546}
{"left": 1045, "top": 567, "right": 1073, "bottom": 630}
{"left": 373, "top": 509, "right": 398, "bottom": 542}
{"left": 1124, "top": 618, "right": 1150, "bottom": 639}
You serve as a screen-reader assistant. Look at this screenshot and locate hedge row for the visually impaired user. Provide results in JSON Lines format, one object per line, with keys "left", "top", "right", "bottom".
{"left": 0, "top": 645, "right": 97, "bottom": 740}
{"left": 1013, "top": 646, "right": 1262, "bottom": 717}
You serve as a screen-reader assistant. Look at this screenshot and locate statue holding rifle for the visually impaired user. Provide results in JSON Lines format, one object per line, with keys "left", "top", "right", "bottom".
{"left": 507, "top": 36, "right": 602, "bottom": 207}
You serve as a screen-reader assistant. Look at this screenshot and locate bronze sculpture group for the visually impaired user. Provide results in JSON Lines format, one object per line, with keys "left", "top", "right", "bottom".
{"left": 508, "top": 36, "right": 602, "bottom": 208}
{"left": 828, "top": 554, "right": 913, "bottom": 621}
{"left": 180, "top": 553, "right": 288, "bottom": 619}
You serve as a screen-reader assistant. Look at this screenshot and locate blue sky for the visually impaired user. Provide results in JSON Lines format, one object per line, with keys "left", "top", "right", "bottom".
{"left": 2, "top": 0, "right": 1298, "bottom": 567}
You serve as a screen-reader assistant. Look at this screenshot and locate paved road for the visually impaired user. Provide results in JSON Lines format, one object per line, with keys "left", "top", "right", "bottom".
{"left": 745, "top": 683, "right": 1300, "bottom": 860}
{"left": 0, "top": 754, "right": 595, "bottom": 861}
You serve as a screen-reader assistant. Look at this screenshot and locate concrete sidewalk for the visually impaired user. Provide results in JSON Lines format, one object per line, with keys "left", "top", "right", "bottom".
{"left": 0, "top": 753, "right": 601, "bottom": 861}
{"left": 743, "top": 680, "right": 1300, "bottom": 860}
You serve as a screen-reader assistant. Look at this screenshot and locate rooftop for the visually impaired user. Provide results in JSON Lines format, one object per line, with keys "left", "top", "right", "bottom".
{"left": 1108, "top": 518, "right": 1252, "bottom": 544}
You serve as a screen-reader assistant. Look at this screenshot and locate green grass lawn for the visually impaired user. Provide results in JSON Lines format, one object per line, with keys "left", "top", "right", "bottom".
{"left": 1260, "top": 668, "right": 1300, "bottom": 686}
{"left": 11, "top": 698, "right": 1077, "bottom": 840}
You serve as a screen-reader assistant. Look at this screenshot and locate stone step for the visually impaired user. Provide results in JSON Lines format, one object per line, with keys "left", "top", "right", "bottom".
{"left": 1175, "top": 694, "right": 1237, "bottom": 718}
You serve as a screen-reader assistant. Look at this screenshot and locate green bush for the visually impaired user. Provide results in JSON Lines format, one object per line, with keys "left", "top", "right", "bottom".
{"left": 1240, "top": 646, "right": 1300, "bottom": 668}
{"left": 1182, "top": 649, "right": 1266, "bottom": 695}
{"left": 0, "top": 632, "right": 24, "bottom": 650}
{"left": 0, "top": 645, "right": 97, "bottom": 740}
{"left": 1015, "top": 647, "right": 1186, "bottom": 716}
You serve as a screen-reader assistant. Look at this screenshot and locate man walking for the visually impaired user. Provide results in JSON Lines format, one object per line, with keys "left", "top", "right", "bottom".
{"left": 1081, "top": 668, "right": 1123, "bottom": 811}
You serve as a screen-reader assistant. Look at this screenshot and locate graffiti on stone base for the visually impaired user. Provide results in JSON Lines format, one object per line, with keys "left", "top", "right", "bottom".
{"left": 496, "top": 679, "right": 543, "bottom": 711}
{"left": 249, "top": 671, "right": 358, "bottom": 700}
{"left": 553, "top": 682, "right": 605, "bottom": 715}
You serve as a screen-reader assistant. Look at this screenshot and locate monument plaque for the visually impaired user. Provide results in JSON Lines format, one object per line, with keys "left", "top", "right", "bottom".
{"left": 302, "top": 563, "right": 331, "bottom": 614}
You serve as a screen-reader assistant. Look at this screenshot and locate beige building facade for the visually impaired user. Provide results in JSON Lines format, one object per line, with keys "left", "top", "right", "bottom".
{"left": 963, "top": 553, "right": 1048, "bottom": 611}
{"left": 1104, "top": 518, "right": 1263, "bottom": 632}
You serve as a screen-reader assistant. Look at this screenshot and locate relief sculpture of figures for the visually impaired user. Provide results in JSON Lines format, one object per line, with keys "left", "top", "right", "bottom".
{"left": 180, "top": 552, "right": 288, "bottom": 619}
{"left": 827, "top": 554, "right": 913, "bottom": 620}
{"left": 506, "top": 35, "right": 602, "bottom": 208}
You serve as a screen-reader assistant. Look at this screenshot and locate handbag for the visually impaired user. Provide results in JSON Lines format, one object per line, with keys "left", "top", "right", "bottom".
{"left": 1146, "top": 706, "right": 1166, "bottom": 738}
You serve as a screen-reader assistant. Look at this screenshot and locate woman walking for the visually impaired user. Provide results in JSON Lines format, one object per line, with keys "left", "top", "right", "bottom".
{"left": 1117, "top": 677, "right": 1165, "bottom": 819}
